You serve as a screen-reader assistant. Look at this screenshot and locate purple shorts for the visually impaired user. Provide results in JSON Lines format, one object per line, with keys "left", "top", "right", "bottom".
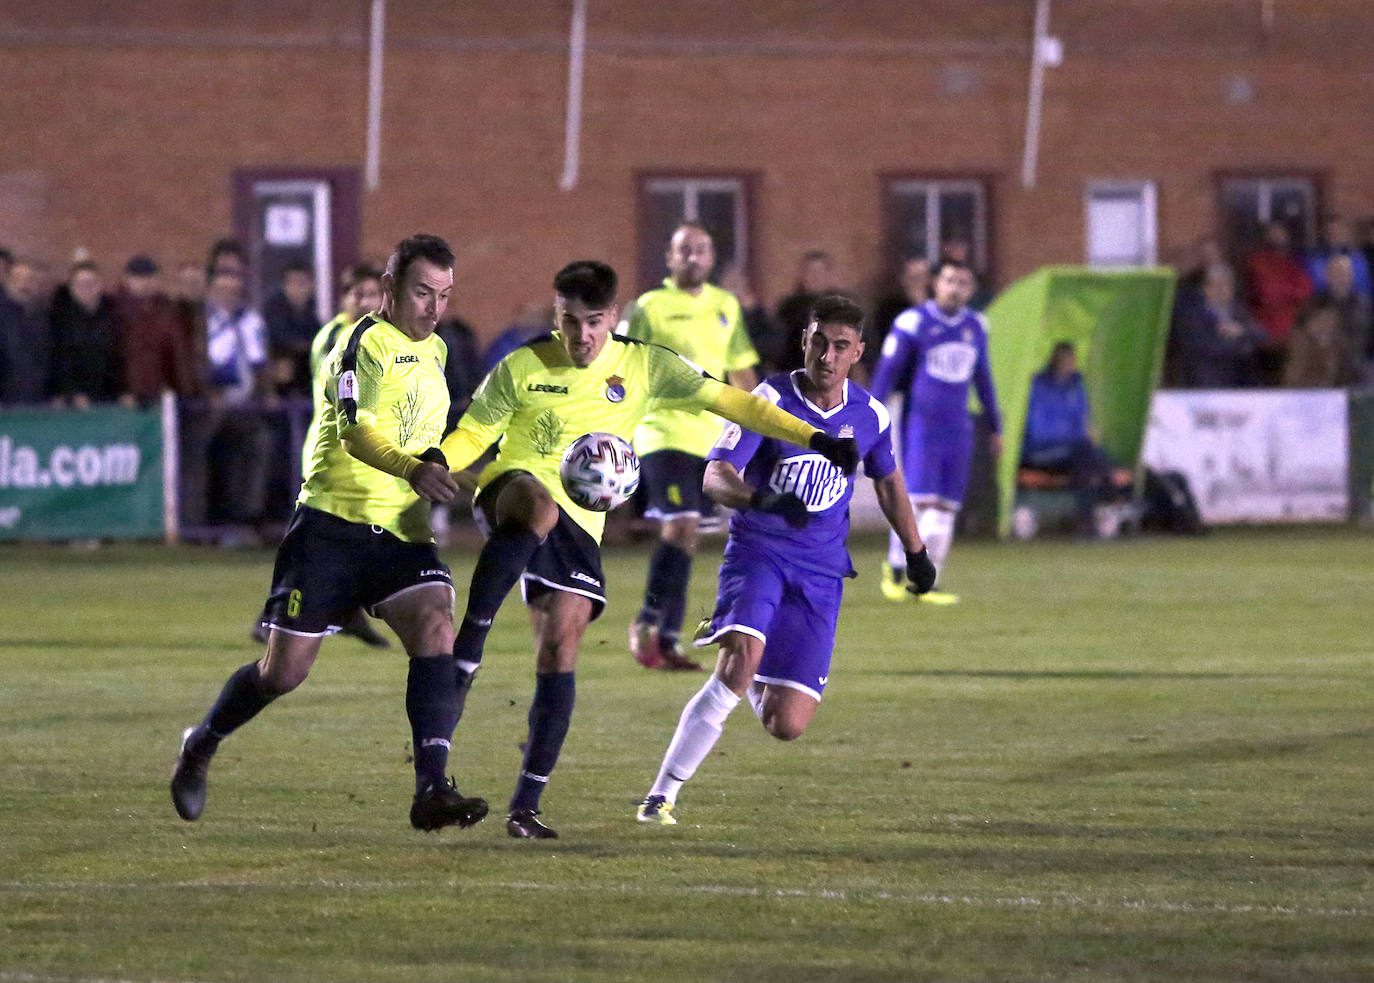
{"left": 694, "top": 541, "right": 843, "bottom": 701}
{"left": 902, "top": 413, "right": 973, "bottom": 507}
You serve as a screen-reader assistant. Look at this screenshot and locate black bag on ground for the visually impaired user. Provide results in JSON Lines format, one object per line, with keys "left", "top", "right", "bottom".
{"left": 1141, "top": 468, "right": 1206, "bottom": 535}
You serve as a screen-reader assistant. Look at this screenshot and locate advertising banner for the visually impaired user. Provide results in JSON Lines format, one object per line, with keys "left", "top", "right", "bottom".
{"left": 0, "top": 404, "right": 167, "bottom": 541}
{"left": 1141, "top": 390, "right": 1348, "bottom": 523}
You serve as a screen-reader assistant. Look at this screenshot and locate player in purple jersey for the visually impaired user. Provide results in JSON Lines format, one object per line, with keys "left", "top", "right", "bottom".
{"left": 868, "top": 259, "right": 1002, "bottom": 605}
{"left": 635, "top": 295, "right": 936, "bottom": 826}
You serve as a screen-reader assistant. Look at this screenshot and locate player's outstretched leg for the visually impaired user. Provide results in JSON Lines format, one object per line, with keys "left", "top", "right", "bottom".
{"left": 637, "top": 674, "right": 741, "bottom": 824}
{"left": 171, "top": 661, "right": 278, "bottom": 821}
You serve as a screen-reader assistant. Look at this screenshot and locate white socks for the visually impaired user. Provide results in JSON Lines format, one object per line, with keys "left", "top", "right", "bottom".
{"left": 916, "top": 507, "right": 955, "bottom": 583}
{"left": 890, "top": 503, "right": 957, "bottom": 586}
{"left": 648, "top": 675, "right": 741, "bottom": 803}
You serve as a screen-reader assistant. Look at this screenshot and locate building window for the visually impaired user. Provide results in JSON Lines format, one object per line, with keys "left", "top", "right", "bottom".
{"left": 636, "top": 175, "right": 751, "bottom": 294}
{"left": 1085, "top": 181, "right": 1157, "bottom": 268}
{"left": 883, "top": 177, "right": 991, "bottom": 277}
{"left": 1217, "top": 174, "right": 1319, "bottom": 258}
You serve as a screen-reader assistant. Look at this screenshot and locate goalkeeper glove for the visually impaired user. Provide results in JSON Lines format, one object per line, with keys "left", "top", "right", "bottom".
{"left": 905, "top": 547, "right": 938, "bottom": 595}
{"left": 749, "top": 489, "right": 810, "bottom": 529}
{"left": 809, "top": 431, "right": 859, "bottom": 474}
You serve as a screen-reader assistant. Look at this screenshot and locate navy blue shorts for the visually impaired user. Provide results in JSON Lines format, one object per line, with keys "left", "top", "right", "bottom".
{"left": 261, "top": 506, "right": 454, "bottom": 637}
{"left": 474, "top": 471, "right": 607, "bottom": 620}
{"left": 694, "top": 541, "right": 843, "bottom": 701}
{"left": 640, "top": 449, "right": 709, "bottom": 520}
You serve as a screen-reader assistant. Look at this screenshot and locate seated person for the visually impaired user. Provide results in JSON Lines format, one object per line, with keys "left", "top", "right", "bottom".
{"left": 1019, "top": 341, "right": 1128, "bottom": 534}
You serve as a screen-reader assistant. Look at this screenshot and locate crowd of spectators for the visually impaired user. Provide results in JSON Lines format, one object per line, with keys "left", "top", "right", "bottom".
{"left": 1166, "top": 216, "right": 1374, "bottom": 389}
{"left": 4, "top": 220, "right": 1370, "bottom": 540}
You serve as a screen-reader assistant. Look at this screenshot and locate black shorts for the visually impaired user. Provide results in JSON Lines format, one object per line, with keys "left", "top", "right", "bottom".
{"left": 261, "top": 506, "right": 454, "bottom": 636}
{"left": 475, "top": 471, "right": 607, "bottom": 620}
{"left": 640, "top": 449, "right": 709, "bottom": 520}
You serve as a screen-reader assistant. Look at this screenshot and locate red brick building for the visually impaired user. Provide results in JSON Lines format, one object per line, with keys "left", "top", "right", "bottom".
{"left": 2, "top": 0, "right": 1371, "bottom": 340}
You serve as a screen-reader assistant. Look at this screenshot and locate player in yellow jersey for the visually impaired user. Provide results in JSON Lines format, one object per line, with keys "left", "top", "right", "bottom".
{"left": 434, "top": 260, "right": 859, "bottom": 839}
{"left": 249, "top": 265, "right": 389, "bottom": 648}
{"left": 172, "top": 235, "right": 488, "bottom": 834}
{"left": 621, "top": 223, "right": 759, "bottom": 670}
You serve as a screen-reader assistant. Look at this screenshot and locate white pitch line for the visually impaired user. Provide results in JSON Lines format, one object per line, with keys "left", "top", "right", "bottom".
{"left": 0, "top": 879, "right": 1366, "bottom": 920}
{"left": 0, "top": 973, "right": 212, "bottom": 983}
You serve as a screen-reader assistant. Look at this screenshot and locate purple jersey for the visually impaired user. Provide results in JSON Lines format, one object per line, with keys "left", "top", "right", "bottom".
{"left": 708, "top": 371, "right": 896, "bottom": 578}
{"left": 869, "top": 300, "right": 1002, "bottom": 433}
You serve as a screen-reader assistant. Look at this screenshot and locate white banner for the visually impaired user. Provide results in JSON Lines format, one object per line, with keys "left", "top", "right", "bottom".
{"left": 1141, "top": 390, "right": 1348, "bottom": 523}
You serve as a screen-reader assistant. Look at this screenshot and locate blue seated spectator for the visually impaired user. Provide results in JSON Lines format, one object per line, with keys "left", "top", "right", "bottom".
{"left": 1021, "top": 341, "right": 1128, "bottom": 535}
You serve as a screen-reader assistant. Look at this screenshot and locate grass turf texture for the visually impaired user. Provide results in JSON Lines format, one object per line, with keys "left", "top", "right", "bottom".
{"left": 0, "top": 528, "right": 1370, "bottom": 982}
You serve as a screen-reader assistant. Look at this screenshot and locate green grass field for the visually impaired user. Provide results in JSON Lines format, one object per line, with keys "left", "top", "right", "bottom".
{"left": 1, "top": 528, "right": 1371, "bottom": 982}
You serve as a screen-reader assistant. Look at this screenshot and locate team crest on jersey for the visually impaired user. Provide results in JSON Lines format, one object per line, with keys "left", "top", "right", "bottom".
{"left": 838, "top": 425, "right": 854, "bottom": 439}
{"left": 963, "top": 328, "right": 973, "bottom": 343}
{"left": 718, "top": 312, "right": 728, "bottom": 327}
{"left": 604, "top": 375, "right": 626, "bottom": 403}
{"left": 338, "top": 370, "right": 357, "bottom": 400}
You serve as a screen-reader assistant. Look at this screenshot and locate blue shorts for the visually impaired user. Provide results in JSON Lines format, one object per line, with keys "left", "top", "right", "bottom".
{"left": 694, "top": 542, "right": 843, "bottom": 701}
{"left": 902, "top": 414, "right": 973, "bottom": 508}
{"left": 640, "top": 450, "right": 709, "bottom": 520}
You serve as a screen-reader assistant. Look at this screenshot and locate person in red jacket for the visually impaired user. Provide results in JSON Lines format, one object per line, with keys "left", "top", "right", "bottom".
{"left": 1243, "top": 221, "right": 1313, "bottom": 385}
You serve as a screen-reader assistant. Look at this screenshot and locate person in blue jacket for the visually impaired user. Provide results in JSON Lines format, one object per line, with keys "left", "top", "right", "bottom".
{"left": 1020, "top": 341, "right": 1123, "bottom": 533}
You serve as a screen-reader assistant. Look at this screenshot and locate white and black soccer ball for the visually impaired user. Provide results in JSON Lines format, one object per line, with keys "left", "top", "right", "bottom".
{"left": 558, "top": 432, "right": 640, "bottom": 512}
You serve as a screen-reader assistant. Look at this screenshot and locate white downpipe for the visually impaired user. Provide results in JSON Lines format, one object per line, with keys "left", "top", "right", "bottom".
{"left": 365, "top": 0, "right": 386, "bottom": 191}
{"left": 559, "top": 0, "right": 587, "bottom": 191}
{"left": 160, "top": 390, "right": 179, "bottom": 544}
{"left": 1020, "top": 0, "right": 1051, "bottom": 189}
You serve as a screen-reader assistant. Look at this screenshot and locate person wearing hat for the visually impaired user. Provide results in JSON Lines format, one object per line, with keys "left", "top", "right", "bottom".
{"left": 113, "top": 254, "right": 200, "bottom": 403}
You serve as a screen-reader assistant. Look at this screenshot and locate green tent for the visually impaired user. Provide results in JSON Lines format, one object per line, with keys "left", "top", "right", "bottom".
{"left": 984, "top": 266, "right": 1176, "bottom": 537}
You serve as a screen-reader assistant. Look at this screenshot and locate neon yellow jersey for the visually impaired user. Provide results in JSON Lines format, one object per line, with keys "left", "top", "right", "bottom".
{"left": 301, "top": 312, "right": 358, "bottom": 477}
{"left": 620, "top": 279, "right": 758, "bottom": 456}
{"left": 310, "top": 312, "right": 355, "bottom": 380}
{"left": 457, "top": 331, "right": 724, "bottom": 541}
{"left": 298, "top": 314, "right": 449, "bottom": 542}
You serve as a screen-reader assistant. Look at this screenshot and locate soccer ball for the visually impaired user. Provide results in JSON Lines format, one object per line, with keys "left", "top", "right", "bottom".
{"left": 559, "top": 432, "right": 640, "bottom": 512}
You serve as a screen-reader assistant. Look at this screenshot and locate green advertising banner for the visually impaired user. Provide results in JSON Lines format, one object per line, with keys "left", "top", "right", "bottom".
{"left": 0, "top": 404, "right": 167, "bottom": 541}
{"left": 984, "top": 267, "right": 1176, "bottom": 537}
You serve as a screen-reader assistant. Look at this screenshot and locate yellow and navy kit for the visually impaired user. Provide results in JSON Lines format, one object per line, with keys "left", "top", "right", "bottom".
{"left": 298, "top": 314, "right": 449, "bottom": 542}
{"left": 439, "top": 331, "right": 816, "bottom": 543}
{"left": 301, "top": 312, "right": 358, "bottom": 476}
{"left": 620, "top": 279, "right": 758, "bottom": 457}
{"left": 310, "top": 312, "right": 354, "bottom": 380}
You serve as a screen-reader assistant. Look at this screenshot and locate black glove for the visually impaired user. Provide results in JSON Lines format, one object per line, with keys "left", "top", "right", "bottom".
{"left": 905, "top": 547, "right": 938, "bottom": 595}
{"left": 809, "top": 431, "right": 859, "bottom": 475}
{"left": 417, "top": 446, "right": 448, "bottom": 468}
{"left": 750, "top": 489, "right": 810, "bottom": 529}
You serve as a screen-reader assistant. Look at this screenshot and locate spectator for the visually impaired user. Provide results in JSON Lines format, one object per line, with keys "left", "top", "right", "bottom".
{"left": 114, "top": 255, "right": 200, "bottom": 404}
{"left": 773, "top": 249, "right": 839, "bottom": 372}
{"left": 1020, "top": 341, "right": 1127, "bottom": 535}
{"left": 436, "top": 313, "right": 483, "bottom": 429}
{"left": 183, "top": 268, "right": 274, "bottom": 541}
{"left": 48, "top": 260, "right": 130, "bottom": 409}
{"left": 1172, "top": 263, "right": 1266, "bottom": 388}
{"left": 1243, "top": 221, "right": 1313, "bottom": 385}
{"left": 1305, "top": 216, "right": 1372, "bottom": 301}
{"left": 1285, "top": 255, "right": 1368, "bottom": 388}
{"left": 1, "top": 259, "right": 55, "bottom": 406}
{"left": 482, "top": 301, "right": 550, "bottom": 373}
{"left": 207, "top": 238, "right": 248, "bottom": 279}
{"left": 719, "top": 262, "right": 786, "bottom": 375}
{"left": 262, "top": 261, "right": 320, "bottom": 396}
{"left": 869, "top": 256, "right": 933, "bottom": 376}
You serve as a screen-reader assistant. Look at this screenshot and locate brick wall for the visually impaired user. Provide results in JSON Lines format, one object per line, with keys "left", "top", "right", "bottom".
{"left": 2, "top": 0, "right": 1373, "bottom": 340}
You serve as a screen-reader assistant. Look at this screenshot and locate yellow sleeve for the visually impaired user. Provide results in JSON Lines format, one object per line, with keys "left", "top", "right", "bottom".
{"left": 703, "top": 381, "right": 819, "bottom": 448}
{"left": 341, "top": 421, "right": 420, "bottom": 480}
{"left": 438, "top": 357, "right": 519, "bottom": 470}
